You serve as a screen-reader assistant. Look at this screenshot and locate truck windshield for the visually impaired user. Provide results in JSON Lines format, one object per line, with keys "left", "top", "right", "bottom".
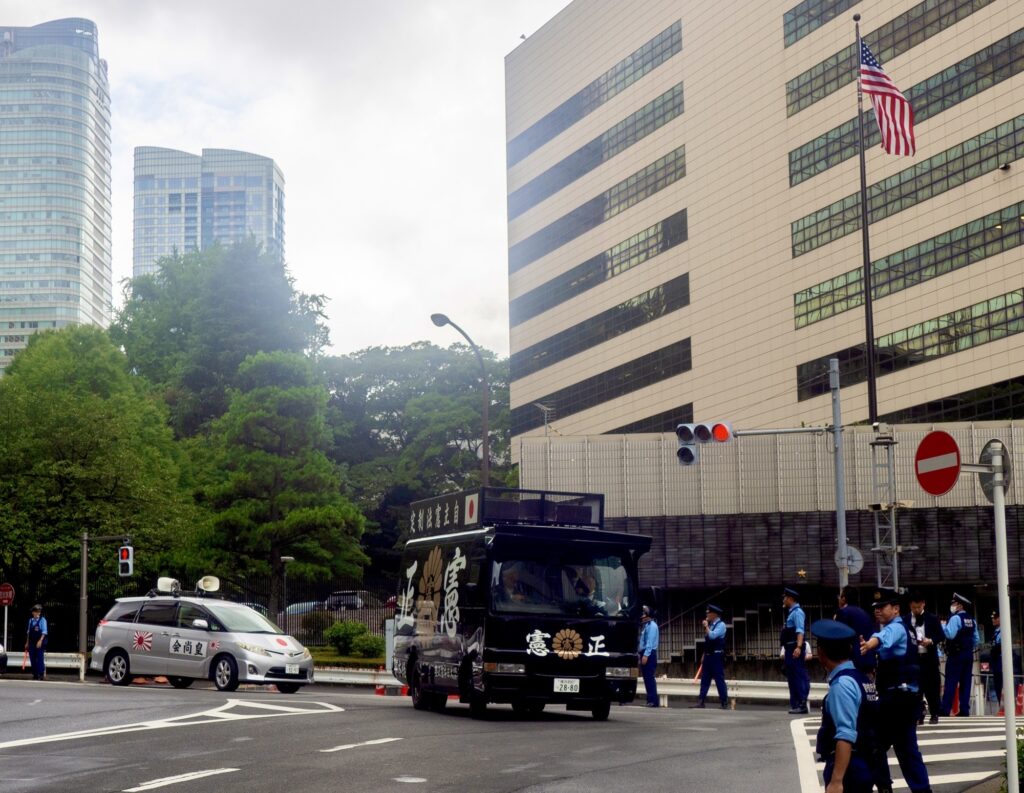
{"left": 491, "top": 553, "right": 636, "bottom": 618}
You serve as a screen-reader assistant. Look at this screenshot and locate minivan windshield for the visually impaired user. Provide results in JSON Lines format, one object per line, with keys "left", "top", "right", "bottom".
{"left": 204, "top": 601, "right": 283, "bottom": 634}
{"left": 491, "top": 552, "right": 636, "bottom": 617}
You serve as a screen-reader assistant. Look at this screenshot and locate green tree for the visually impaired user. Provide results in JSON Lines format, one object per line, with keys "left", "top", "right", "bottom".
{"left": 0, "top": 326, "right": 195, "bottom": 629}
{"left": 111, "top": 242, "right": 329, "bottom": 437}
{"left": 204, "top": 351, "right": 367, "bottom": 617}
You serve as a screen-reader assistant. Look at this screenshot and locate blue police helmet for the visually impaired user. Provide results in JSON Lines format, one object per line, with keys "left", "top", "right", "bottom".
{"left": 706, "top": 604, "right": 723, "bottom": 615}
{"left": 810, "top": 619, "right": 856, "bottom": 641}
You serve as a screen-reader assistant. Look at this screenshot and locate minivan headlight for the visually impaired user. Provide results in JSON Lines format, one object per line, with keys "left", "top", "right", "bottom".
{"left": 238, "top": 642, "right": 271, "bottom": 657}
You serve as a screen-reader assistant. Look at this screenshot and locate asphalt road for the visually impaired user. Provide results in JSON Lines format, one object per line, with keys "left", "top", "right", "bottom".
{"left": 1, "top": 678, "right": 799, "bottom": 793}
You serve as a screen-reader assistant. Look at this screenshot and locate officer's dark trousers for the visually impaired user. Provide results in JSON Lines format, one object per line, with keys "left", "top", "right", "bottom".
{"left": 941, "top": 652, "right": 973, "bottom": 716}
{"left": 918, "top": 657, "right": 941, "bottom": 719}
{"left": 991, "top": 658, "right": 1003, "bottom": 706}
{"left": 698, "top": 652, "right": 728, "bottom": 705}
{"left": 823, "top": 755, "right": 874, "bottom": 793}
{"left": 28, "top": 643, "right": 45, "bottom": 679}
{"left": 641, "top": 650, "right": 658, "bottom": 705}
{"left": 783, "top": 650, "right": 809, "bottom": 709}
{"left": 876, "top": 693, "right": 931, "bottom": 792}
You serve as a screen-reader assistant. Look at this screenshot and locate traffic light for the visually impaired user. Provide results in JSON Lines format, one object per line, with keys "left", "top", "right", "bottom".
{"left": 676, "top": 421, "right": 734, "bottom": 466}
{"left": 118, "top": 545, "right": 134, "bottom": 577}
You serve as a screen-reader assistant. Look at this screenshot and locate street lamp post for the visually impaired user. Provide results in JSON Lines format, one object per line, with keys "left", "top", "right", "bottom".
{"left": 431, "top": 313, "right": 489, "bottom": 487}
{"left": 281, "top": 556, "right": 295, "bottom": 634}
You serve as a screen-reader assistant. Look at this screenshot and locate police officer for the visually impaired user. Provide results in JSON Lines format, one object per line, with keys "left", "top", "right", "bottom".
{"left": 940, "top": 592, "right": 979, "bottom": 717}
{"left": 812, "top": 619, "right": 877, "bottom": 793}
{"left": 990, "top": 611, "right": 1003, "bottom": 712}
{"left": 638, "top": 605, "right": 660, "bottom": 707}
{"left": 25, "top": 604, "right": 48, "bottom": 680}
{"left": 692, "top": 604, "right": 729, "bottom": 709}
{"left": 836, "top": 586, "right": 877, "bottom": 677}
{"left": 860, "top": 589, "right": 932, "bottom": 793}
{"left": 781, "top": 587, "right": 810, "bottom": 714}
{"left": 904, "top": 591, "right": 943, "bottom": 724}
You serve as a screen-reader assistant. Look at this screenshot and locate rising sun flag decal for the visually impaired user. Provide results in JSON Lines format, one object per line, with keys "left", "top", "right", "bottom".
{"left": 133, "top": 631, "right": 153, "bottom": 652}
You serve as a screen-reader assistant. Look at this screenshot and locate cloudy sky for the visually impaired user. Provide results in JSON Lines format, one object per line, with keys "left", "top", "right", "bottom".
{"left": 9, "top": 0, "right": 570, "bottom": 357}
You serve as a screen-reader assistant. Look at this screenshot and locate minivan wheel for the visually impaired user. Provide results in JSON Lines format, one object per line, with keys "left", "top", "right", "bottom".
{"left": 276, "top": 683, "right": 302, "bottom": 694}
{"left": 212, "top": 655, "right": 239, "bottom": 692}
{"left": 167, "top": 676, "right": 193, "bottom": 689}
{"left": 104, "top": 650, "right": 132, "bottom": 686}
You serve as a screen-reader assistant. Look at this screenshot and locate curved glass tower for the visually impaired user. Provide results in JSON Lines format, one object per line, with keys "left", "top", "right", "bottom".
{"left": 0, "top": 18, "right": 113, "bottom": 374}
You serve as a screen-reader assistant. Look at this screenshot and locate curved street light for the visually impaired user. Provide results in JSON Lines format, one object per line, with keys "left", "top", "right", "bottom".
{"left": 431, "top": 313, "right": 489, "bottom": 487}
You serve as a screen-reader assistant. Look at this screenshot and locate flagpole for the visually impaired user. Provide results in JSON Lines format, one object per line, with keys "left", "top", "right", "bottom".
{"left": 853, "top": 13, "right": 878, "bottom": 424}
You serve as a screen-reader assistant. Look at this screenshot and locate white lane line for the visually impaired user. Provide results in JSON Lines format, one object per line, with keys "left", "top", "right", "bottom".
{"left": 320, "top": 737, "right": 402, "bottom": 753}
{"left": 918, "top": 734, "right": 1004, "bottom": 747}
{"left": 816, "top": 749, "right": 1005, "bottom": 769}
{"left": 791, "top": 717, "right": 822, "bottom": 793}
{"left": 123, "top": 768, "right": 239, "bottom": 791}
{"left": 892, "top": 771, "right": 997, "bottom": 789}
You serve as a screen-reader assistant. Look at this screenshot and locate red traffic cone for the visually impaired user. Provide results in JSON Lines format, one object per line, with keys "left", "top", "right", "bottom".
{"left": 1015, "top": 683, "right": 1023, "bottom": 716}
{"left": 951, "top": 685, "right": 959, "bottom": 716}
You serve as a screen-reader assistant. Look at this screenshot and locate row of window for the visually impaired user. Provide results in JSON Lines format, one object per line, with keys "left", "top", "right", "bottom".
{"left": 510, "top": 209, "right": 687, "bottom": 327}
{"left": 785, "top": 0, "right": 993, "bottom": 117}
{"left": 0, "top": 292, "right": 78, "bottom": 303}
{"left": 796, "top": 289, "right": 1024, "bottom": 401}
{"left": 794, "top": 200, "right": 1024, "bottom": 329}
{"left": 784, "top": 0, "right": 861, "bottom": 47}
{"left": 0, "top": 266, "right": 79, "bottom": 276}
{"left": 506, "top": 21, "right": 681, "bottom": 168}
{"left": 510, "top": 338, "right": 691, "bottom": 436}
{"left": 791, "top": 114, "right": 1024, "bottom": 257}
{"left": 509, "top": 146, "right": 686, "bottom": 273}
{"left": 508, "top": 83, "right": 684, "bottom": 220}
{"left": 0, "top": 143, "right": 110, "bottom": 173}
{"left": 606, "top": 403, "right": 694, "bottom": 434}
{"left": 0, "top": 280, "right": 76, "bottom": 289}
{"left": 510, "top": 274, "right": 689, "bottom": 381}
{"left": 790, "top": 28, "right": 1024, "bottom": 186}
{"left": 0, "top": 252, "right": 80, "bottom": 263}
{"left": 881, "top": 373, "right": 1024, "bottom": 423}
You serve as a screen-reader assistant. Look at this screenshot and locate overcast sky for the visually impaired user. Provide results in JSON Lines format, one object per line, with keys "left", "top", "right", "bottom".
{"left": 8, "top": 0, "right": 569, "bottom": 358}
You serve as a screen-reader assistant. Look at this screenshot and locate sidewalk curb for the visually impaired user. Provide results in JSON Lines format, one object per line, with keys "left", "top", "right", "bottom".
{"left": 962, "top": 773, "right": 1002, "bottom": 793}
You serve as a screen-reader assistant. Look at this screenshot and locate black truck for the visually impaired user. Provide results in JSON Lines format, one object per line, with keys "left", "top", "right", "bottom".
{"left": 392, "top": 487, "right": 651, "bottom": 720}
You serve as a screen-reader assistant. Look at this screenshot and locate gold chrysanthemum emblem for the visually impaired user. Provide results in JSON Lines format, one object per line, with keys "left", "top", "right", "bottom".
{"left": 552, "top": 628, "right": 583, "bottom": 660}
{"left": 417, "top": 545, "right": 444, "bottom": 625}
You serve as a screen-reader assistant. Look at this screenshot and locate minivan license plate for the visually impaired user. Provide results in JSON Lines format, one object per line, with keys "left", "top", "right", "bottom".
{"left": 554, "top": 678, "right": 580, "bottom": 693}
{"left": 286, "top": 664, "right": 300, "bottom": 675}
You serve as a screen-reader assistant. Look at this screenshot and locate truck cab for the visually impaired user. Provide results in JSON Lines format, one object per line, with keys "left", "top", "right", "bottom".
{"left": 393, "top": 488, "right": 651, "bottom": 720}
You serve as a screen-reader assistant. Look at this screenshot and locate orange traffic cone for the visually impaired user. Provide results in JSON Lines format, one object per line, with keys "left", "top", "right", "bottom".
{"left": 951, "top": 685, "right": 959, "bottom": 716}
{"left": 1015, "top": 683, "right": 1023, "bottom": 716}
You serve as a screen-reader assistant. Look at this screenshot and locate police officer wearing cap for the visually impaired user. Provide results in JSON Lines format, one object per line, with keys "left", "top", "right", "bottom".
{"left": 860, "top": 588, "right": 932, "bottom": 793}
{"left": 638, "top": 605, "right": 660, "bottom": 707}
{"left": 940, "top": 592, "right": 979, "bottom": 716}
{"left": 25, "top": 604, "right": 47, "bottom": 681}
{"left": 692, "top": 604, "right": 729, "bottom": 709}
{"left": 781, "top": 587, "right": 810, "bottom": 714}
{"left": 812, "top": 619, "right": 877, "bottom": 793}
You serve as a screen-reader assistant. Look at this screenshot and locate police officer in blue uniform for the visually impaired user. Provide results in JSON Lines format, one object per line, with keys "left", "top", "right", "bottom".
{"left": 638, "top": 605, "right": 660, "bottom": 707}
{"left": 835, "top": 586, "right": 877, "bottom": 677}
{"left": 781, "top": 587, "right": 810, "bottom": 714}
{"left": 860, "top": 589, "right": 932, "bottom": 793}
{"left": 812, "top": 619, "right": 877, "bottom": 793}
{"left": 991, "top": 611, "right": 1003, "bottom": 711}
{"left": 692, "top": 604, "right": 729, "bottom": 709}
{"left": 25, "top": 604, "right": 48, "bottom": 680}
{"left": 940, "top": 592, "right": 979, "bottom": 717}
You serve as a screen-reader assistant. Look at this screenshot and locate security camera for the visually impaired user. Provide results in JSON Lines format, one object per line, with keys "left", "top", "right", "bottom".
{"left": 999, "top": 163, "right": 1011, "bottom": 171}
{"left": 867, "top": 502, "right": 887, "bottom": 512}
{"left": 894, "top": 499, "right": 915, "bottom": 509}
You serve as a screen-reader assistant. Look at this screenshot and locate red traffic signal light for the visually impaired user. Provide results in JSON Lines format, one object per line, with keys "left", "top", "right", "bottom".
{"left": 118, "top": 545, "right": 134, "bottom": 577}
{"left": 676, "top": 422, "right": 734, "bottom": 466}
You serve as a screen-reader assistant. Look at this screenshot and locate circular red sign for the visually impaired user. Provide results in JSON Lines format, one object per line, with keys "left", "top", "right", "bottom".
{"left": 915, "top": 431, "right": 961, "bottom": 496}
{"left": 0, "top": 582, "right": 14, "bottom": 607}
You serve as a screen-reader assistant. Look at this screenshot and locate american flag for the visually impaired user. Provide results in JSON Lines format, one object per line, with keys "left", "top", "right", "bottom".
{"left": 860, "top": 41, "right": 915, "bottom": 156}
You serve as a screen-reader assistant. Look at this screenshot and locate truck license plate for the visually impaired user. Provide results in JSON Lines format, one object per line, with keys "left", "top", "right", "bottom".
{"left": 286, "top": 664, "right": 300, "bottom": 675}
{"left": 554, "top": 678, "right": 580, "bottom": 693}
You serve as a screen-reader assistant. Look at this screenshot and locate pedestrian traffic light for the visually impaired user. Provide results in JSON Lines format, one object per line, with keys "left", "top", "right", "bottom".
{"left": 118, "top": 545, "right": 134, "bottom": 577}
{"left": 676, "top": 422, "right": 734, "bottom": 466}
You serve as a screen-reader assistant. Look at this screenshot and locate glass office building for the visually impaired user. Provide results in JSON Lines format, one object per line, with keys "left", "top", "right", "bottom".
{"left": 133, "top": 147, "right": 285, "bottom": 277}
{"left": 0, "top": 18, "right": 112, "bottom": 374}
{"left": 505, "top": 0, "right": 1024, "bottom": 443}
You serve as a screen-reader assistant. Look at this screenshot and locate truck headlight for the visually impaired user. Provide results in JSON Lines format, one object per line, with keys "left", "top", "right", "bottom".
{"left": 484, "top": 662, "right": 526, "bottom": 674}
{"left": 606, "top": 667, "right": 637, "bottom": 678}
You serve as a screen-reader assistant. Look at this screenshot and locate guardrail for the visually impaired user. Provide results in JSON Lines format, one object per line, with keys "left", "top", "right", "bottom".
{"left": 314, "top": 667, "right": 404, "bottom": 687}
{"left": 44, "top": 652, "right": 87, "bottom": 682}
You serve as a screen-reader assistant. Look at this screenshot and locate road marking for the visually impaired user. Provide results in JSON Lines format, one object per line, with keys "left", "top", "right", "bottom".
{"left": 891, "top": 771, "right": 997, "bottom": 789}
{"left": 320, "top": 737, "right": 402, "bottom": 753}
{"left": 816, "top": 748, "right": 1005, "bottom": 769}
{"left": 0, "top": 699, "right": 342, "bottom": 751}
{"left": 393, "top": 777, "right": 427, "bottom": 784}
{"left": 791, "top": 718, "right": 822, "bottom": 793}
{"left": 123, "top": 768, "right": 238, "bottom": 791}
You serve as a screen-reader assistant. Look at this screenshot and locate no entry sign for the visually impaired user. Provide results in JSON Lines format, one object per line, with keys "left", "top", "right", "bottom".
{"left": 915, "top": 431, "right": 961, "bottom": 496}
{"left": 0, "top": 582, "right": 14, "bottom": 607}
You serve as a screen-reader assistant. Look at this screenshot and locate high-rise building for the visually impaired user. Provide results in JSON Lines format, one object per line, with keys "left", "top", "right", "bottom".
{"left": 0, "top": 18, "right": 112, "bottom": 374}
{"left": 133, "top": 147, "right": 285, "bottom": 277}
{"left": 505, "top": 0, "right": 1024, "bottom": 444}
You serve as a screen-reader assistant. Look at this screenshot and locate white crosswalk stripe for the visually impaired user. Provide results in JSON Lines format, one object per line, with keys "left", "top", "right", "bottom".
{"left": 793, "top": 715, "right": 1008, "bottom": 792}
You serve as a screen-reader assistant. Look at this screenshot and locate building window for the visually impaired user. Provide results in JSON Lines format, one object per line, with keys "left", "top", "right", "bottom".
{"left": 785, "top": 0, "right": 994, "bottom": 117}
{"left": 605, "top": 403, "right": 694, "bottom": 434}
{"left": 881, "top": 374, "right": 1024, "bottom": 422}
{"left": 510, "top": 274, "right": 689, "bottom": 380}
{"left": 796, "top": 289, "right": 1024, "bottom": 401}
{"left": 790, "top": 28, "right": 1024, "bottom": 186}
{"left": 511, "top": 338, "right": 692, "bottom": 436}
{"left": 784, "top": 0, "right": 861, "bottom": 47}
{"left": 508, "top": 83, "right": 684, "bottom": 220}
{"left": 506, "top": 21, "right": 681, "bottom": 167}
{"left": 509, "top": 147, "right": 686, "bottom": 273}
{"left": 791, "top": 114, "right": 1024, "bottom": 258}
{"left": 510, "top": 209, "right": 687, "bottom": 326}
{"left": 794, "top": 201, "right": 1024, "bottom": 329}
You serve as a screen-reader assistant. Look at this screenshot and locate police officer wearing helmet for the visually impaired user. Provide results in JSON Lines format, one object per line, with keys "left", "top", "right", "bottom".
{"left": 692, "top": 604, "right": 729, "bottom": 709}
{"left": 781, "top": 587, "right": 810, "bottom": 714}
{"left": 940, "top": 592, "right": 979, "bottom": 717}
{"left": 812, "top": 619, "right": 877, "bottom": 793}
{"left": 860, "top": 589, "right": 932, "bottom": 793}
